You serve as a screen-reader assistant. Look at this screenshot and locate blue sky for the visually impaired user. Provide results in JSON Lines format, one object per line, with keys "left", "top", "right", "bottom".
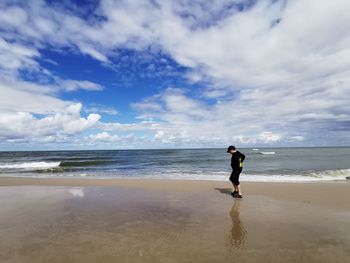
{"left": 0, "top": 0, "right": 350, "bottom": 150}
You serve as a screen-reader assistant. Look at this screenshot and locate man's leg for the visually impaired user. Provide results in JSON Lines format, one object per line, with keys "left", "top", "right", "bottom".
{"left": 233, "top": 184, "right": 238, "bottom": 192}
{"left": 237, "top": 184, "right": 242, "bottom": 195}
{"left": 230, "top": 171, "right": 238, "bottom": 194}
{"left": 235, "top": 168, "right": 242, "bottom": 196}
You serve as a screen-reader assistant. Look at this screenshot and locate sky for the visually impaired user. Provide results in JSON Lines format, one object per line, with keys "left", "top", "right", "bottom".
{"left": 0, "top": 0, "right": 350, "bottom": 150}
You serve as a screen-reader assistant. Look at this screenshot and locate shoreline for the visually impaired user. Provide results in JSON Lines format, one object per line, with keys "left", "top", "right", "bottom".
{"left": 1, "top": 176, "right": 349, "bottom": 211}
{"left": 0, "top": 174, "right": 348, "bottom": 184}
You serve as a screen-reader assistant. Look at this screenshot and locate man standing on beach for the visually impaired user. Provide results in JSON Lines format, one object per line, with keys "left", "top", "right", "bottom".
{"left": 227, "top": 146, "right": 245, "bottom": 198}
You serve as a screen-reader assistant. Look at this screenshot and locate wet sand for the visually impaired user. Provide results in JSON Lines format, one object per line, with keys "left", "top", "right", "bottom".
{"left": 0, "top": 177, "right": 349, "bottom": 263}
{"left": 1, "top": 176, "right": 350, "bottom": 210}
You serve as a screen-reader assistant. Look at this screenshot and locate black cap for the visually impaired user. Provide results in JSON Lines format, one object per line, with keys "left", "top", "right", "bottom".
{"left": 227, "top": 145, "right": 236, "bottom": 152}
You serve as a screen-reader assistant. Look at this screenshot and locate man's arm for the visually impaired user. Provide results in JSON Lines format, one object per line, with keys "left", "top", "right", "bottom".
{"left": 231, "top": 156, "right": 235, "bottom": 169}
{"left": 240, "top": 152, "right": 245, "bottom": 162}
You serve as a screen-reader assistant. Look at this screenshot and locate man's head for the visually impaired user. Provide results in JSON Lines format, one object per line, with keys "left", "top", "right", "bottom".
{"left": 227, "top": 145, "right": 236, "bottom": 154}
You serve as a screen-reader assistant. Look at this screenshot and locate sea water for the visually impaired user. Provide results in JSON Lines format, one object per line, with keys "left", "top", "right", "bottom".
{"left": 0, "top": 147, "right": 349, "bottom": 182}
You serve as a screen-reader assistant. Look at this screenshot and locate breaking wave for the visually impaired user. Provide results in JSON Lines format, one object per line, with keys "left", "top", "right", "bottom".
{"left": 308, "top": 168, "right": 350, "bottom": 179}
{"left": 0, "top": 159, "right": 115, "bottom": 174}
{"left": 151, "top": 169, "right": 350, "bottom": 182}
{"left": 260, "top": 151, "right": 276, "bottom": 155}
{"left": 0, "top": 161, "right": 61, "bottom": 169}
{"left": 59, "top": 160, "right": 111, "bottom": 167}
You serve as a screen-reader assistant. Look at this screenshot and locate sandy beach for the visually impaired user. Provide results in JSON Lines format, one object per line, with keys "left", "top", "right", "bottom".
{"left": 1, "top": 177, "right": 349, "bottom": 263}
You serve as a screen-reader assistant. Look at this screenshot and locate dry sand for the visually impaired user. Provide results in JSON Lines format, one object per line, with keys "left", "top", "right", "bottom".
{"left": 0, "top": 177, "right": 349, "bottom": 263}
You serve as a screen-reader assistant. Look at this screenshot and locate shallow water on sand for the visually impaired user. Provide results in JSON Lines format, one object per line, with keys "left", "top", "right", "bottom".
{"left": 0, "top": 186, "right": 349, "bottom": 263}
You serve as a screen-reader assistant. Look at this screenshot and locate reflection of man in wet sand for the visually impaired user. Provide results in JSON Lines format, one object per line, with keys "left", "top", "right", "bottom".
{"left": 229, "top": 199, "right": 247, "bottom": 249}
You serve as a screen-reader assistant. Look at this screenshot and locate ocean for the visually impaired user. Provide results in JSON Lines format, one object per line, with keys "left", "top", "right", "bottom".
{"left": 0, "top": 147, "right": 349, "bottom": 182}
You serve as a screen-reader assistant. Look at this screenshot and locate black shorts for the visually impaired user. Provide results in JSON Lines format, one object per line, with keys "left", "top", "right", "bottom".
{"left": 229, "top": 168, "right": 242, "bottom": 185}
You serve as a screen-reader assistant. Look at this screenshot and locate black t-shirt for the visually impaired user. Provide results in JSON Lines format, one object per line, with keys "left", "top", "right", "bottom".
{"left": 231, "top": 151, "right": 245, "bottom": 169}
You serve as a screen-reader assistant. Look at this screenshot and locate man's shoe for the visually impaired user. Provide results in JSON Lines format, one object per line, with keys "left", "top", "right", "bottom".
{"left": 231, "top": 191, "right": 238, "bottom": 197}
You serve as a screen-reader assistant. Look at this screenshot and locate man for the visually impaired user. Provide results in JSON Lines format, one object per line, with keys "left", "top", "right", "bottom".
{"left": 227, "top": 146, "right": 245, "bottom": 198}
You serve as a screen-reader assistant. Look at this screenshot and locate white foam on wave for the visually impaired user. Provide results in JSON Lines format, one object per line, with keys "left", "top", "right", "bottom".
{"left": 309, "top": 169, "right": 350, "bottom": 179}
{"left": 147, "top": 168, "right": 350, "bottom": 182}
{"left": 2, "top": 164, "right": 348, "bottom": 183}
{"left": 0, "top": 161, "right": 61, "bottom": 169}
{"left": 260, "top": 151, "right": 275, "bottom": 155}
{"left": 244, "top": 168, "right": 350, "bottom": 182}
{"left": 252, "top": 148, "right": 259, "bottom": 151}
{"left": 241, "top": 173, "right": 348, "bottom": 182}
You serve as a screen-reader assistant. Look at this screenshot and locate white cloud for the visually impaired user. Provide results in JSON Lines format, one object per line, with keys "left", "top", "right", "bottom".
{"left": 0, "top": 6, "right": 28, "bottom": 29}
{"left": 257, "top": 132, "right": 282, "bottom": 143}
{"left": 0, "top": 76, "right": 104, "bottom": 141}
{"left": 0, "top": 78, "right": 66, "bottom": 114}
{"left": 79, "top": 45, "right": 109, "bottom": 63}
{"left": 1, "top": 0, "right": 350, "bottom": 147}
{"left": 86, "top": 132, "right": 138, "bottom": 147}
{"left": 88, "top": 132, "right": 120, "bottom": 142}
{"left": 129, "top": 0, "right": 350, "bottom": 146}
{"left": 58, "top": 79, "right": 104, "bottom": 92}
{"left": 84, "top": 104, "right": 118, "bottom": 115}
{"left": 155, "top": 130, "right": 165, "bottom": 139}
{"left": 288, "top": 135, "right": 304, "bottom": 142}
{"left": 0, "top": 103, "right": 101, "bottom": 140}
{"left": 0, "top": 7, "right": 106, "bottom": 146}
{"left": 61, "top": 104, "right": 101, "bottom": 134}
{"left": 0, "top": 37, "right": 39, "bottom": 72}
{"left": 99, "top": 122, "right": 154, "bottom": 132}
